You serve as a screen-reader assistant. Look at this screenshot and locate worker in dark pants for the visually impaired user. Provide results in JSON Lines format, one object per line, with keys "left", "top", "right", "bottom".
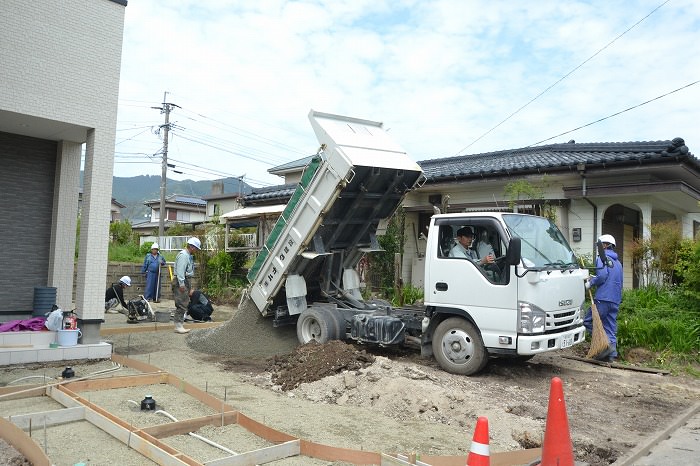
{"left": 584, "top": 234, "right": 623, "bottom": 361}
{"left": 171, "top": 237, "right": 201, "bottom": 334}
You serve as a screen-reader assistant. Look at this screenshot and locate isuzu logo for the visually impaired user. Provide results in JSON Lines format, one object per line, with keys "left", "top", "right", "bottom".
{"left": 559, "top": 299, "right": 573, "bottom": 307}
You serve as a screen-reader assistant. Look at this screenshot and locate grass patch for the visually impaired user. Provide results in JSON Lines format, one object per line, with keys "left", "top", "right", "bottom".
{"left": 617, "top": 286, "right": 699, "bottom": 376}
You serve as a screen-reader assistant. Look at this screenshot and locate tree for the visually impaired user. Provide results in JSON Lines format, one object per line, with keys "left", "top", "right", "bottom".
{"left": 109, "top": 220, "right": 133, "bottom": 244}
{"left": 629, "top": 220, "right": 683, "bottom": 287}
{"left": 504, "top": 178, "right": 556, "bottom": 220}
{"left": 371, "top": 207, "right": 406, "bottom": 295}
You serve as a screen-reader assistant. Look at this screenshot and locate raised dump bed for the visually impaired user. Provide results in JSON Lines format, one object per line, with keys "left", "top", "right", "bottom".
{"left": 247, "top": 110, "right": 423, "bottom": 317}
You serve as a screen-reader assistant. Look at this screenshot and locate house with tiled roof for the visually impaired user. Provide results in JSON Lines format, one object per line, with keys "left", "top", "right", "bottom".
{"left": 220, "top": 138, "right": 700, "bottom": 289}
{"left": 131, "top": 194, "right": 207, "bottom": 235}
{"left": 403, "top": 137, "right": 700, "bottom": 288}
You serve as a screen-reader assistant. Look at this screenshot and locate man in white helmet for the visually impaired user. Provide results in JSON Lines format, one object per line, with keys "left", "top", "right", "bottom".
{"left": 171, "top": 237, "right": 201, "bottom": 334}
{"left": 105, "top": 276, "right": 132, "bottom": 314}
{"left": 584, "top": 234, "right": 623, "bottom": 361}
{"left": 141, "top": 242, "right": 166, "bottom": 302}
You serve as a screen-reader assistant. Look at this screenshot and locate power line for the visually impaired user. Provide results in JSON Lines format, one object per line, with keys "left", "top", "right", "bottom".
{"left": 177, "top": 106, "right": 307, "bottom": 156}
{"left": 173, "top": 133, "right": 278, "bottom": 166}
{"left": 527, "top": 79, "right": 699, "bottom": 147}
{"left": 454, "top": 0, "right": 672, "bottom": 156}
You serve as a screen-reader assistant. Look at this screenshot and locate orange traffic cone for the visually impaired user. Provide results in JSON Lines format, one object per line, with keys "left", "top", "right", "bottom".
{"left": 466, "top": 416, "right": 490, "bottom": 465}
{"left": 540, "top": 377, "right": 574, "bottom": 466}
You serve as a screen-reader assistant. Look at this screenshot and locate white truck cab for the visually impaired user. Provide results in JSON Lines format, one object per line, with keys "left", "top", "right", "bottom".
{"left": 422, "top": 212, "right": 588, "bottom": 374}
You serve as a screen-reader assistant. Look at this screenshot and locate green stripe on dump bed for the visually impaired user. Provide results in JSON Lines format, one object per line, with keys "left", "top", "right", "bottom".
{"left": 247, "top": 156, "right": 322, "bottom": 283}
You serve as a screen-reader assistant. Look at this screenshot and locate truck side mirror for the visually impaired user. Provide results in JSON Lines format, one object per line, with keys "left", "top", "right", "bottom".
{"left": 506, "top": 237, "right": 521, "bottom": 266}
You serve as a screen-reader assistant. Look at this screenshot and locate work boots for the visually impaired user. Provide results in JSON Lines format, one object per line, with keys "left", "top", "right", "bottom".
{"left": 174, "top": 322, "right": 190, "bottom": 334}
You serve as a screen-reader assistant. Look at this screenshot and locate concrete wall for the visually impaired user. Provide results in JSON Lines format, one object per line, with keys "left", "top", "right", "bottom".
{"left": 0, "top": 1, "right": 126, "bottom": 330}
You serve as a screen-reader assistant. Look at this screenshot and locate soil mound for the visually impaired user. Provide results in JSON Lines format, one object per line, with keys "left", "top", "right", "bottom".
{"left": 267, "top": 340, "right": 375, "bottom": 391}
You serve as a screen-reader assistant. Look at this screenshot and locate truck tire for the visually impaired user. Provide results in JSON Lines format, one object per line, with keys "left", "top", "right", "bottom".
{"left": 297, "top": 308, "right": 337, "bottom": 344}
{"left": 432, "top": 317, "right": 487, "bottom": 375}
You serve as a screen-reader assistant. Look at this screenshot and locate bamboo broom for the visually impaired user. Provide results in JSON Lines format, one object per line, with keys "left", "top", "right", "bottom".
{"left": 579, "top": 251, "right": 612, "bottom": 359}
{"left": 586, "top": 287, "right": 612, "bottom": 359}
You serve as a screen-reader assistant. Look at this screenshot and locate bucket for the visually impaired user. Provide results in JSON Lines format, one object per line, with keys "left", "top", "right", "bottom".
{"left": 154, "top": 311, "right": 170, "bottom": 323}
{"left": 33, "top": 286, "right": 57, "bottom": 317}
{"left": 57, "top": 329, "right": 82, "bottom": 347}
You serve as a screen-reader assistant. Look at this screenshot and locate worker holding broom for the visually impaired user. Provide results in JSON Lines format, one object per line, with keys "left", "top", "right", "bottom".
{"left": 584, "top": 234, "right": 623, "bottom": 362}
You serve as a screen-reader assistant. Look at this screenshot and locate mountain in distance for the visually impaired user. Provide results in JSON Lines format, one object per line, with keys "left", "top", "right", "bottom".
{"left": 83, "top": 173, "right": 252, "bottom": 222}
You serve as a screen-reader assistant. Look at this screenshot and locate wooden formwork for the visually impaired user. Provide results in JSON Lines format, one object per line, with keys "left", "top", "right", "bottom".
{"left": 1, "top": 354, "right": 541, "bottom": 465}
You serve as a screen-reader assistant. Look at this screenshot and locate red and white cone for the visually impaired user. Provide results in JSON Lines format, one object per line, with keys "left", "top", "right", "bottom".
{"left": 467, "top": 416, "right": 490, "bottom": 466}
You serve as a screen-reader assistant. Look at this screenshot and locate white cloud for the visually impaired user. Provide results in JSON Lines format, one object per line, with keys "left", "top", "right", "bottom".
{"left": 115, "top": 0, "right": 700, "bottom": 187}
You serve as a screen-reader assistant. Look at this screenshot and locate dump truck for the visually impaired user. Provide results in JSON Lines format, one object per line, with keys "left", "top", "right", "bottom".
{"left": 246, "top": 110, "right": 588, "bottom": 375}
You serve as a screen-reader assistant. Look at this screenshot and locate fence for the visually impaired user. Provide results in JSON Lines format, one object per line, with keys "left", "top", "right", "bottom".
{"left": 140, "top": 234, "right": 256, "bottom": 251}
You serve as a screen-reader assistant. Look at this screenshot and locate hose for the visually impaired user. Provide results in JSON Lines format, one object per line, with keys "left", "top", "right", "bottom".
{"left": 0, "top": 362, "right": 122, "bottom": 400}
{"left": 7, "top": 375, "right": 56, "bottom": 385}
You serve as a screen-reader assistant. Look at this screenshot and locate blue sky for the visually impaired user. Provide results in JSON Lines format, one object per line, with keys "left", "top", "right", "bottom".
{"left": 115, "top": 0, "right": 700, "bottom": 188}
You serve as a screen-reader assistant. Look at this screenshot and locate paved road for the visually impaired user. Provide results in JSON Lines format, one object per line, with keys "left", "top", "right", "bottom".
{"left": 613, "top": 403, "right": 700, "bottom": 466}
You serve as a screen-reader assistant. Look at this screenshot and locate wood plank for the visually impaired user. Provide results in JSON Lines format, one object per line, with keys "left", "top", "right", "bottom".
{"left": 418, "top": 448, "right": 542, "bottom": 466}
{"left": 204, "top": 440, "right": 300, "bottom": 466}
{"left": 562, "top": 355, "right": 670, "bottom": 374}
{"left": 64, "top": 372, "right": 168, "bottom": 392}
{"left": 236, "top": 412, "right": 297, "bottom": 443}
{"left": 300, "top": 439, "right": 382, "bottom": 464}
{"left": 0, "top": 384, "right": 46, "bottom": 400}
{"left": 142, "top": 412, "right": 239, "bottom": 438}
{"left": 101, "top": 321, "right": 220, "bottom": 336}
{"left": 6, "top": 406, "right": 85, "bottom": 430}
{"left": 0, "top": 416, "right": 52, "bottom": 466}
{"left": 112, "top": 353, "right": 165, "bottom": 373}
{"left": 381, "top": 453, "right": 432, "bottom": 465}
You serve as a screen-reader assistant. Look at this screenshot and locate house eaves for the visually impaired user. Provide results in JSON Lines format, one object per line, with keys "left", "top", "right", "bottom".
{"left": 242, "top": 183, "right": 297, "bottom": 205}
{"left": 144, "top": 194, "right": 206, "bottom": 208}
{"left": 268, "top": 156, "right": 314, "bottom": 176}
{"left": 418, "top": 138, "right": 698, "bottom": 182}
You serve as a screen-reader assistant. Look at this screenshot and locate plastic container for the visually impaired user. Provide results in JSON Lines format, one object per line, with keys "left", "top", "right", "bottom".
{"left": 56, "top": 329, "right": 81, "bottom": 347}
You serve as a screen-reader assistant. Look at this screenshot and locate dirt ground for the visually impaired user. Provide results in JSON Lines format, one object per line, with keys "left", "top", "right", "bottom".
{"left": 3, "top": 300, "right": 700, "bottom": 465}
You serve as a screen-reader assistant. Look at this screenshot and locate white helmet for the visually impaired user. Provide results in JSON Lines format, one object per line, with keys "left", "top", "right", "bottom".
{"left": 187, "top": 237, "right": 201, "bottom": 250}
{"left": 150, "top": 242, "right": 159, "bottom": 250}
{"left": 120, "top": 276, "right": 132, "bottom": 287}
{"left": 598, "top": 234, "right": 616, "bottom": 247}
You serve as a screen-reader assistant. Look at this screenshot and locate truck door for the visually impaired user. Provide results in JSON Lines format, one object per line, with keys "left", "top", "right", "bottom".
{"left": 426, "top": 219, "right": 518, "bottom": 327}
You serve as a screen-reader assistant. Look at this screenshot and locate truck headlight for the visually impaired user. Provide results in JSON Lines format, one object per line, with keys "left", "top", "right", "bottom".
{"left": 518, "top": 301, "right": 546, "bottom": 334}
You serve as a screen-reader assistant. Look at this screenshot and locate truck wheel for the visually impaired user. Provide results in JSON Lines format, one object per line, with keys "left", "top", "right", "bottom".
{"left": 296, "top": 308, "right": 337, "bottom": 344}
{"left": 432, "top": 317, "right": 487, "bottom": 375}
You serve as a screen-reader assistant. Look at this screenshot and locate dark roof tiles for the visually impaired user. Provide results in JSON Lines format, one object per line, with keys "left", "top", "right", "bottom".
{"left": 418, "top": 138, "right": 696, "bottom": 181}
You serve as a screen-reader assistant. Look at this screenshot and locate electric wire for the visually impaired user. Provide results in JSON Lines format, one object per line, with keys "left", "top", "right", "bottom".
{"left": 527, "top": 79, "right": 700, "bottom": 147}
{"left": 454, "top": 0, "right": 672, "bottom": 156}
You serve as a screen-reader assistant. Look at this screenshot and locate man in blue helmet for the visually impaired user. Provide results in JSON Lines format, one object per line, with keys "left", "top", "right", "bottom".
{"left": 584, "top": 234, "right": 623, "bottom": 361}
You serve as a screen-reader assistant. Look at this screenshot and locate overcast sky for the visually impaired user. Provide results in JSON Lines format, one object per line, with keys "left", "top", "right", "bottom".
{"left": 114, "top": 0, "right": 700, "bottom": 189}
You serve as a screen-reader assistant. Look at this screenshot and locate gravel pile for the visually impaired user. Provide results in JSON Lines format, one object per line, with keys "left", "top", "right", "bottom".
{"left": 186, "top": 293, "right": 300, "bottom": 358}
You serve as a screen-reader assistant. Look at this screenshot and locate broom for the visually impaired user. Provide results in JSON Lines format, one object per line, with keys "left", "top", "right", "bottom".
{"left": 585, "top": 241, "right": 613, "bottom": 359}
{"left": 585, "top": 287, "right": 611, "bottom": 359}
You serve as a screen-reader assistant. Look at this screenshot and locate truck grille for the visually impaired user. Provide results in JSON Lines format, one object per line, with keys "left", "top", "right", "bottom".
{"left": 545, "top": 307, "right": 580, "bottom": 331}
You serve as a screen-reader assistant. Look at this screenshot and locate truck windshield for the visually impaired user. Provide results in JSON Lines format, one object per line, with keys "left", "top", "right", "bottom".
{"left": 502, "top": 214, "right": 578, "bottom": 269}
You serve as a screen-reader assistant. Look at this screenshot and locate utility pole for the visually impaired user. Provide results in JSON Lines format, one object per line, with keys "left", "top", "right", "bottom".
{"left": 152, "top": 92, "right": 179, "bottom": 238}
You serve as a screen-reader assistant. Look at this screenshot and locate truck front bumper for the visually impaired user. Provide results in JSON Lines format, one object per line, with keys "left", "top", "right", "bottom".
{"left": 516, "top": 325, "right": 586, "bottom": 355}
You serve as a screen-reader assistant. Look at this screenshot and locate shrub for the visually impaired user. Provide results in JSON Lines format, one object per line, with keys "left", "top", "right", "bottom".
{"left": 618, "top": 286, "right": 699, "bottom": 357}
{"left": 109, "top": 220, "right": 133, "bottom": 245}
